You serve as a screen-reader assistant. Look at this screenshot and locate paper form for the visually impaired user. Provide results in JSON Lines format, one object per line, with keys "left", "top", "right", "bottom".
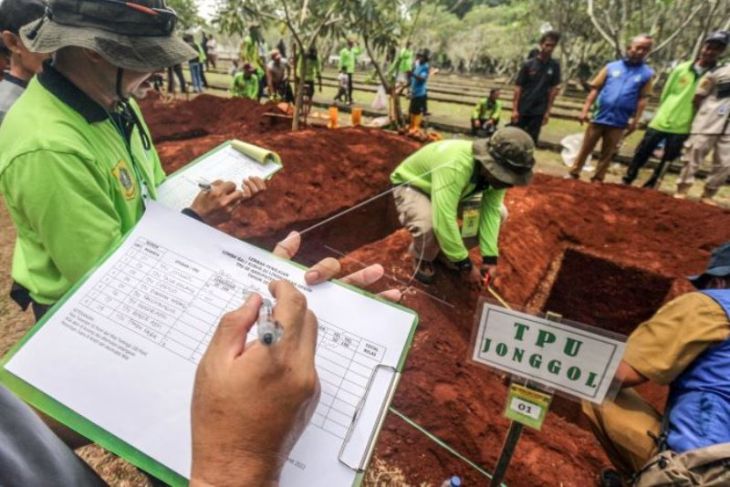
{"left": 4, "top": 202, "right": 416, "bottom": 486}
{"left": 156, "top": 144, "right": 282, "bottom": 211}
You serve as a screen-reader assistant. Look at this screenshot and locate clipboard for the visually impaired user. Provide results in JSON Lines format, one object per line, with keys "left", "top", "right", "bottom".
{"left": 0, "top": 203, "right": 418, "bottom": 487}
{"left": 155, "top": 139, "right": 283, "bottom": 212}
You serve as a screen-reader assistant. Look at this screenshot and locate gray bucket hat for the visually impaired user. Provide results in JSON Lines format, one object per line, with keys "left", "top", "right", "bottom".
{"left": 20, "top": 0, "right": 196, "bottom": 72}
{"left": 689, "top": 242, "right": 730, "bottom": 289}
{"left": 473, "top": 127, "right": 535, "bottom": 186}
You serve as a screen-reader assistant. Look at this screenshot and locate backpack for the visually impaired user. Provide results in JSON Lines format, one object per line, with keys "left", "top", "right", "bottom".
{"left": 634, "top": 443, "right": 730, "bottom": 486}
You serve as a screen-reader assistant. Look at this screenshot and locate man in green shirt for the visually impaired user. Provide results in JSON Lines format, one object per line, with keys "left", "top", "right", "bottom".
{"left": 0, "top": 0, "right": 266, "bottom": 319}
{"left": 622, "top": 32, "right": 728, "bottom": 188}
{"left": 388, "top": 41, "right": 413, "bottom": 88}
{"left": 338, "top": 38, "right": 362, "bottom": 105}
{"left": 390, "top": 127, "right": 535, "bottom": 284}
{"left": 230, "top": 63, "right": 259, "bottom": 100}
{"left": 296, "top": 46, "right": 322, "bottom": 116}
{"left": 471, "top": 88, "right": 503, "bottom": 137}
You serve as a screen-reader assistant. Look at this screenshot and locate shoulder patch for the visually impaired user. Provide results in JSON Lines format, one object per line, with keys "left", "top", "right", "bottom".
{"left": 112, "top": 160, "right": 138, "bottom": 200}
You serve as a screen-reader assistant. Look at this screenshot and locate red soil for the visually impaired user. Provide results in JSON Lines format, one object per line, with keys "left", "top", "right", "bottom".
{"left": 139, "top": 96, "right": 730, "bottom": 485}
{"left": 138, "top": 94, "right": 289, "bottom": 143}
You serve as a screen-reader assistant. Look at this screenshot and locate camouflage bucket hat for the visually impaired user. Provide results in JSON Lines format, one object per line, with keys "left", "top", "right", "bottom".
{"left": 473, "top": 127, "right": 535, "bottom": 186}
{"left": 20, "top": 0, "right": 196, "bottom": 72}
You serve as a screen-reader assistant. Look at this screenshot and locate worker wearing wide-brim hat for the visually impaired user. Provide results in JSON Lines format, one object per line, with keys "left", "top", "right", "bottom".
{"left": 390, "top": 126, "right": 535, "bottom": 284}
{"left": 0, "top": 0, "right": 266, "bottom": 320}
{"left": 583, "top": 242, "right": 730, "bottom": 486}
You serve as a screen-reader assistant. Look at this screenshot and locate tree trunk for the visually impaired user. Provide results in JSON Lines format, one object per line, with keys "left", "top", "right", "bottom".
{"left": 292, "top": 45, "right": 305, "bottom": 131}
{"left": 362, "top": 34, "right": 403, "bottom": 127}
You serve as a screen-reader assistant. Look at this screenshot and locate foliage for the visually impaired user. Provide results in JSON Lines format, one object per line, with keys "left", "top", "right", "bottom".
{"left": 167, "top": 0, "right": 203, "bottom": 30}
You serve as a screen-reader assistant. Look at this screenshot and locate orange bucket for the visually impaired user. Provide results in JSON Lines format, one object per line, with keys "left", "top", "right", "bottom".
{"left": 328, "top": 106, "right": 339, "bottom": 129}
{"left": 351, "top": 107, "right": 363, "bottom": 126}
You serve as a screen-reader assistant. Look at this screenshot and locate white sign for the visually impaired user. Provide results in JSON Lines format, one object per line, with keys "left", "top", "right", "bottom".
{"left": 509, "top": 397, "right": 542, "bottom": 420}
{"left": 472, "top": 304, "right": 625, "bottom": 404}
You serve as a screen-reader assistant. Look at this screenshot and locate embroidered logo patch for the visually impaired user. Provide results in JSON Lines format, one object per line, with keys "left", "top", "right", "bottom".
{"left": 112, "top": 160, "right": 137, "bottom": 200}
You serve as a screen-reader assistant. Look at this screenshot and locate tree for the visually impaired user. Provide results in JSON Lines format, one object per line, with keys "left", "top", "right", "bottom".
{"left": 167, "top": 0, "right": 203, "bottom": 30}
{"left": 215, "top": 0, "right": 342, "bottom": 130}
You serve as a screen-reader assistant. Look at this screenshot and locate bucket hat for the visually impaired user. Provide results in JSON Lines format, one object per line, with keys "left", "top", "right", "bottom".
{"left": 20, "top": 0, "right": 195, "bottom": 72}
{"left": 689, "top": 242, "right": 730, "bottom": 289}
{"left": 704, "top": 31, "right": 730, "bottom": 47}
{"left": 473, "top": 127, "right": 535, "bottom": 186}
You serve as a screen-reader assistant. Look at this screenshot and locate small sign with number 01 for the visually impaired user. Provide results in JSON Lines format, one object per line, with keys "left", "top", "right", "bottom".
{"left": 504, "top": 383, "right": 552, "bottom": 430}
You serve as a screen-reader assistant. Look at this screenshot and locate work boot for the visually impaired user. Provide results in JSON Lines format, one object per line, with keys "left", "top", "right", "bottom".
{"left": 642, "top": 177, "right": 659, "bottom": 189}
{"left": 596, "top": 469, "right": 624, "bottom": 487}
{"left": 412, "top": 257, "right": 435, "bottom": 284}
{"left": 701, "top": 188, "right": 719, "bottom": 206}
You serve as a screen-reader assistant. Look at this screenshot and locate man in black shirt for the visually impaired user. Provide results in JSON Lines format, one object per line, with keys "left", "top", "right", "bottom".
{"left": 511, "top": 31, "right": 562, "bottom": 143}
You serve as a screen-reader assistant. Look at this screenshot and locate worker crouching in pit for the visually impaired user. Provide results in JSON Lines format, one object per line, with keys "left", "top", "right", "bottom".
{"left": 389, "top": 127, "right": 535, "bottom": 285}
{"left": 583, "top": 242, "right": 730, "bottom": 487}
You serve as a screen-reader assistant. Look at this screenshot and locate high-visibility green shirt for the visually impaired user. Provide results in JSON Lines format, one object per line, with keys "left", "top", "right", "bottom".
{"left": 230, "top": 72, "right": 259, "bottom": 100}
{"left": 240, "top": 35, "right": 263, "bottom": 71}
{"left": 338, "top": 46, "right": 362, "bottom": 74}
{"left": 390, "top": 140, "right": 505, "bottom": 262}
{"left": 0, "top": 65, "right": 165, "bottom": 305}
{"left": 196, "top": 42, "right": 207, "bottom": 63}
{"left": 649, "top": 61, "right": 705, "bottom": 134}
{"left": 297, "top": 56, "right": 321, "bottom": 82}
{"left": 472, "top": 98, "right": 503, "bottom": 121}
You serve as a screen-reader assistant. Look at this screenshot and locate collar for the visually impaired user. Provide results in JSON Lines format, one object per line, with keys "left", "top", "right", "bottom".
{"left": 37, "top": 61, "right": 109, "bottom": 123}
{"left": 2, "top": 72, "right": 29, "bottom": 89}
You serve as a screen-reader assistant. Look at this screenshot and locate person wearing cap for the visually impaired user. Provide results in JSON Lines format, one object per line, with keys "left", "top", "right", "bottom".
{"left": 511, "top": 31, "right": 561, "bottom": 144}
{"left": 569, "top": 35, "right": 655, "bottom": 183}
{"left": 338, "top": 38, "right": 361, "bottom": 105}
{"left": 230, "top": 62, "right": 259, "bottom": 100}
{"left": 582, "top": 242, "right": 730, "bottom": 486}
{"left": 675, "top": 34, "right": 730, "bottom": 205}
{"left": 266, "top": 49, "right": 293, "bottom": 102}
{"left": 623, "top": 32, "right": 728, "bottom": 189}
{"left": 0, "top": 0, "right": 47, "bottom": 125}
{"left": 389, "top": 127, "right": 535, "bottom": 284}
{"left": 409, "top": 49, "right": 430, "bottom": 129}
{"left": 471, "top": 88, "right": 503, "bottom": 137}
{"left": 0, "top": 0, "right": 267, "bottom": 321}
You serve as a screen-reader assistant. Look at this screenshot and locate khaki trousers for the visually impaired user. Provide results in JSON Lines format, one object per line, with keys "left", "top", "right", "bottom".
{"left": 678, "top": 133, "right": 730, "bottom": 198}
{"left": 570, "top": 123, "right": 625, "bottom": 181}
{"left": 581, "top": 388, "right": 662, "bottom": 476}
{"left": 393, "top": 186, "right": 442, "bottom": 262}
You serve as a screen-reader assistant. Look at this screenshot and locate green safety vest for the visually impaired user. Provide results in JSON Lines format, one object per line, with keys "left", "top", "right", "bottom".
{"left": 650, "top": 61, "right": 704, "bottom": 134}
{"left": 0, "top": 74, "right": 165, "bottom": 305}
{"left": 472, "top": 98, "right": 503, "bottom": 121}
{"left": 338, "top": 46, "right": 362, "bottom": 74}
{"left": 231, "top": 72, "right": 259, "bottom": 100}
{"left": 390, "top": 140, "right": 504, "bottom": 262}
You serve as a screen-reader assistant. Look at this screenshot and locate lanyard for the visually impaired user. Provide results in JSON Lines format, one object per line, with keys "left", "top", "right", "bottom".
{"left": 108, "top": 105, "right": 152, "bottom": 203}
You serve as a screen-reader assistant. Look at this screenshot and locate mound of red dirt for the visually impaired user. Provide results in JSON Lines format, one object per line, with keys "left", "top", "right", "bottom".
{"left": 138, "top": 94, "right": 289, "bottom": 143}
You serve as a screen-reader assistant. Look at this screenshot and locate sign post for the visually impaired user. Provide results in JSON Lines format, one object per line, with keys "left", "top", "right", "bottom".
{"left": 472, "top": 303, "right": 625, "bottom": 486}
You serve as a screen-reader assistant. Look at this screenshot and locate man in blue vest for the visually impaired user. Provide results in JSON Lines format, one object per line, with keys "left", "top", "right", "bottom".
{"left": 569, "top": 35, "right": 655, "bottom": 182}
{"left": 583, "top": 242, "right": 730, "bottom": 486}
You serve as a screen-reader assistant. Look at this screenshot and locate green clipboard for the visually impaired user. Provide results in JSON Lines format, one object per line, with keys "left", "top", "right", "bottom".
{"left": 0, "top": 210, "right": 419, "bottom": 487}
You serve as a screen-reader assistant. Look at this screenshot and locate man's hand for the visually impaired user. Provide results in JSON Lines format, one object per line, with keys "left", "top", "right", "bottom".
{"left": 466, "top": 264, "right": 483, "bottom": 287}
{"left": 191, "top": 283, "right": 319, "bottom": 486}
{"left": 579, "top": 110, "right": 590, "bottom": 125}
{"left": 242, "top": 176, "right": 266, "bottom": 200}
{"left": 189, "top": 180, "right": 243, "bottom": 226}
{"left": 273, "top": 231, "right": 402, "bottom": 302}
{"left": 626, "top": 119, "right": 638, "bottom": 136}
{"left": 511, "top": 111, "right": 520, "bottom": 124}
{"left": 481, "top": 264, "right": 497, "bottom": 286}
{"left": 542, "top": 113, "right": 550, "bottom": 126}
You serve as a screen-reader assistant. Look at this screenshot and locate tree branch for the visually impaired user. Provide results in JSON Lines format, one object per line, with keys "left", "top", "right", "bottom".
{"left": 587, "top": 0, "right": 620, "bottom": 54}
{"left": 651, "top": 0, "right": 707, "bottom": 55}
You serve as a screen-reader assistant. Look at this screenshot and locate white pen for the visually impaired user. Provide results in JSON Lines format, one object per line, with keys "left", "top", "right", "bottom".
{"left": 257, "top": 298, "right": 283, "bottom": 346}
{"left": 197, "top": 179, "right": 212, "bottom": 192}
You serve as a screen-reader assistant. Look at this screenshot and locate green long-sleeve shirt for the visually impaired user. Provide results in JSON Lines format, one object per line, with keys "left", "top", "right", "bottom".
{"left": 388, "top": 47, "right": 414, "bottom": 78}
{"left": 338, "top": 46, "right": 362, "bottom": 74}
{"left": 297, "top": 57, "right": 322, "bottom": 82}
{"left": 390, "top": 140, "right": 505, "bottom": 262}
{"left": 472, "top": 98, "right": 503, "bottom": 122}
{"left": 230, "top": 72, "right": 259, "bottom": 100}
